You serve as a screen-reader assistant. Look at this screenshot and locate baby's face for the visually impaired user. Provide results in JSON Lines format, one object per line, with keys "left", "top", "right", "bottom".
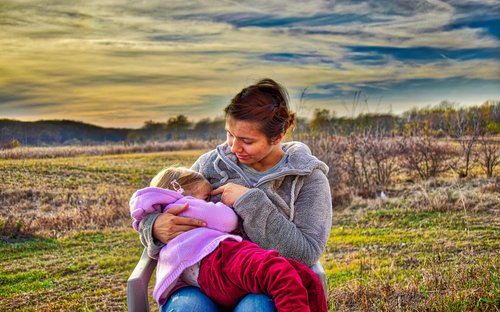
{"left": 188, "top": 181, "right": 212, "bottom": 201}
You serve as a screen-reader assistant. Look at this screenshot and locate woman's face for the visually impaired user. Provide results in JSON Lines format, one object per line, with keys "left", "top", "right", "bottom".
{"left": 225, "top": 117, "right": 284, "bottom": 171}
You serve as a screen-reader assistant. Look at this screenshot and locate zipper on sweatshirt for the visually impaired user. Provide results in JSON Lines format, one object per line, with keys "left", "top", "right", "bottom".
{"left": 217, "top": 148, "right": 311, "bottom": 188}
{"left": 216, "top": 149, "right": 253, "bottom": 187}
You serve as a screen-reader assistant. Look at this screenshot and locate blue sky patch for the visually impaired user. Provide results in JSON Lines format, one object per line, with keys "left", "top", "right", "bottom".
{"left": 347, "top": 46, "right": 500, "bottom": 62}
{"left": 261, "top": 52, "right": 339, "bottom": 66}
{"left": 446, "top": 18, "right": 500, "bottom": 39}
{"left": 213, "top": 12, "right": 374, "bottom": 28}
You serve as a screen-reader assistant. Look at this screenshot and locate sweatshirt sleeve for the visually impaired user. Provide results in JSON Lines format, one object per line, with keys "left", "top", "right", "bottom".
{"left": 138, "top": 212, "right": 165, "bottom": 260}
{"left": 129, "top": 189, "right": 165, "bottom": 231}
{"left": 233, "top": 169, "right": 332, "bottom": 266}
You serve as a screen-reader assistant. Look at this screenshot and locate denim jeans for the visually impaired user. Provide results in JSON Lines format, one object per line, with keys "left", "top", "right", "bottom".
{"left": 161, "top": 286, "right": 276, "bottom": 312}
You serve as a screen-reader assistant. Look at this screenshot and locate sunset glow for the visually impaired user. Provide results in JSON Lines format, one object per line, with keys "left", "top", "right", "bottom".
{"left": 1, "top": 0, "right": 499, "bottom": 128}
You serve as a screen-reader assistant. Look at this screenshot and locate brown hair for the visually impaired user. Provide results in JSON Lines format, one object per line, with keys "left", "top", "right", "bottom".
{"left": 224, "top": 78, "right": 296, "bottom": 141}
{"left": 150, "top": 167, "right": 207, "bottom": 196}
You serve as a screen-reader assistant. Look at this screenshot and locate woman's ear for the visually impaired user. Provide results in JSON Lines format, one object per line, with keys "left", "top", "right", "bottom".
{"left": 272, "top": 133, "right": 285, "bottom": 145}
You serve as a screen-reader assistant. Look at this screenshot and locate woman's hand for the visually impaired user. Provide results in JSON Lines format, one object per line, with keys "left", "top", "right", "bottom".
{"left": 152, "top": 203, "right": 206, "bottom": 244}
{"left": 211, "top": 183, "right": 249, "bottom": 207}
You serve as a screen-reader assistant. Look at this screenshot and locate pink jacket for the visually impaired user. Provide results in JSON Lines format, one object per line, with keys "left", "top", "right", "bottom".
{"left": 129, "top": 187, "right": 242, "bottom": 305}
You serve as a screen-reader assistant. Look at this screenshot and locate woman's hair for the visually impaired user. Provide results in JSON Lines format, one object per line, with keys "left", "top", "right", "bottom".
{"left": 224, "top": 78, "right": 296, "bottom": 141}
{"left": 150, "top": 167, "right": 207, "bottom": 193}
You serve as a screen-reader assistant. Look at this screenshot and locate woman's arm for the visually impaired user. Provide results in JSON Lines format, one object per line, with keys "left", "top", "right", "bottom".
{"left": 166, "top": 198, "right": 239, "bottom": 233}
{"left": 232, "top": 169, "right": 332, "bottom": 266}
{"left": 138, "top": 199, "right": 238, "bottom": 259}
{"left": 138, "top": 203, "right": 208, "bottom": 259}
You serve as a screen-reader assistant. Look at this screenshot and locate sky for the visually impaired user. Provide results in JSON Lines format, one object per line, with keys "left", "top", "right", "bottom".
{"left": 0, "top": 0, "right": 499, "bottom": 128}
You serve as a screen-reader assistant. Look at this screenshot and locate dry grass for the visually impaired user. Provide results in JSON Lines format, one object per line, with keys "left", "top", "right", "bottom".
{"left": 1, "top": 146, "right": 499, "bottom": 311}
{"left": 0, "top": 140, "right": 219, "bottom": 160}
{"left": 325, "top": 177, "right": 499, "bottom": 312}
{"left": 0, "top": 230, "right": 142, "bottom": 311}
{"left": 0, "top": 150, "right": 204, "bottom": 311}
{"left": 0, "top": 187, "right": 131, "bottom": 238}
{"left": 329, "top": 253, "right": 499, "bottom": 312}
{"left": 0, "top": 150, "right": 203, "bottom": 239}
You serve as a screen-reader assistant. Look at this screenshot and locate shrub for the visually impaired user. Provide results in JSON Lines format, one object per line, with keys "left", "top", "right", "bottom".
{"left": 300, "top": 133, "right": 348, "bottom": 191}
{"left": 399, "top": 136, "right": 458, "bottom": 180}
{"left": 343, "top": 133, "right": 403, "bottom": 197}
{"left": 476, "top": 135, "right": 499, "bottom": 178}
{"left": 301, "top": 132, "right": 403, "bottom": 199}
{"left": 1, "top": 139, "right": 21, "bottom": 149}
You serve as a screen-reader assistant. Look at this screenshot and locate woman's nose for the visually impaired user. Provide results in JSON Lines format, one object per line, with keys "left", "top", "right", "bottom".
{"left": 231, "top": 139, "right": 242, "bottom": 153}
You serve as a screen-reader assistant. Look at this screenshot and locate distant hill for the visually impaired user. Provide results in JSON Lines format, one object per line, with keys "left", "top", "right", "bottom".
{"left": 0, "top": 119, "right": 131, "bottom": 146}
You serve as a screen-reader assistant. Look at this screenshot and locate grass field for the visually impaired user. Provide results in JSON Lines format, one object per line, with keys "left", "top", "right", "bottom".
{"left": 0, "top": 150, "right": 498, "bottom": 311}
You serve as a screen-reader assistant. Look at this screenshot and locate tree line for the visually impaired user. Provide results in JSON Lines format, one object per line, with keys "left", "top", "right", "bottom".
{"left": 307, "top": 100, "right": 500, "bottom": 137}
{"left": 127, "top": 115, "right": 226, "bottom": 143}
{"left": 127, "top": 99, "right": 500, "bottom": 143}
{"left": 1, "top": 100, "right": 498, "bottom": 148}
{"left": 294, "top": 100, "right": 500, "bottom": 200}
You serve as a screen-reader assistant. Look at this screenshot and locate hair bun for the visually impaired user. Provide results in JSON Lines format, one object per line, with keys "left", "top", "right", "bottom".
{"left": 225, "top": 78, "right": 296, "bottom": 140}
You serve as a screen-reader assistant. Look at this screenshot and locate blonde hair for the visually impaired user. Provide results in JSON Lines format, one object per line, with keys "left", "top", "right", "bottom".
{"left": 150, "top": 167, "right": 207, "bottom": 194}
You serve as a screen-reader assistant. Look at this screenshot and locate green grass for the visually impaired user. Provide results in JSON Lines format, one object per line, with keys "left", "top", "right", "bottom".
{"left": 0, "top": 229, "right": 143, "bottom": 311}
{"left": 0, "top": 150, "right": 205, "bottom": 311}
{"left": 324, "top": 197, "right": 500, "bottom": 311}
{"left": 1, "top": 149, "right": 499, "bottom": 311}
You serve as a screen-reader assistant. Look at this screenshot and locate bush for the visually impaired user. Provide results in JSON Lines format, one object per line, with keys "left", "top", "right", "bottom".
{"left": 1, "top": 139, "right": 21, "bottom": 149}
{"left": 343, "top": 133, "right": 403, "bottom": 197}
{"left": 399, "top": 136, "right": 458, "bottom": 180}
{"left": 300, "top": 133, "right": 404, "bottom": 199}
{"left": 300, "top": 133, "right": 347, "bottom": 191}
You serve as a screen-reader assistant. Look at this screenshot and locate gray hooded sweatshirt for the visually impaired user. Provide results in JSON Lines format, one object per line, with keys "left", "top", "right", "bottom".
{"left": 139, "top": 141, "right": 332, "bottom": 267}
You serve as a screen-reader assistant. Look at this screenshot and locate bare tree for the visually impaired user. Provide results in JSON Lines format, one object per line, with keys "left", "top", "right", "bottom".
{"left": 302, "top": 133, "right": 347, "bottom": 190}
{"left": 369, "top": 134, "right": 402, "bottom": 189}
{"left": 399, "top": 136, "right": 457, "bottom": 180}
{"left": 341, "top": 130, "right": 402, "bottom": 197}
{"left": 476, "top": 134, "right": 499, "bottom": 178}
{"left": 450, "top": 109, "right": 481, "bottom": 178}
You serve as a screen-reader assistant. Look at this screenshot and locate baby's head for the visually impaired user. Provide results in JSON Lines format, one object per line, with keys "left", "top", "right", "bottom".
{"left": 150, "top": 167, "right": 211, "bottom": 200}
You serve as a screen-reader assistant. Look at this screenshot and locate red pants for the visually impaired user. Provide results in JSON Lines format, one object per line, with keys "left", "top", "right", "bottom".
{"left": 197, "top": 240, "right": 328, "bottom": 312}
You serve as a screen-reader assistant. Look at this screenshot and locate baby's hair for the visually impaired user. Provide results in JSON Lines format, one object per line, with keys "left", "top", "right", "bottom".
{"left": 150, "top": 167, "right": 207, "bottom": 193}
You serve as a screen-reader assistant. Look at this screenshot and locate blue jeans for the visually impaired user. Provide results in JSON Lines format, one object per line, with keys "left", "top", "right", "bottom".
{"left": 161, "top": 286, "right": 276, "bottom": 312}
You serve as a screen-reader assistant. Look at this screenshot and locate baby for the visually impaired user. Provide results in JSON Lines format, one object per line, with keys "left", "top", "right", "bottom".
{"left": 130, "top": 167, "right": 327, "bottom": 312}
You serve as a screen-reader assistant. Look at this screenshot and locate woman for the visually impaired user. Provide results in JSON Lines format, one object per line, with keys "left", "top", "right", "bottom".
{"left": 138, "top": 78, "right": 332, "bottom": 311}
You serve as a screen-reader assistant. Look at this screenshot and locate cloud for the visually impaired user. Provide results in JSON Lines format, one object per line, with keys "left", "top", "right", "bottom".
{"left": 0, "top": 0, "right": 498, "bottom": 127}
